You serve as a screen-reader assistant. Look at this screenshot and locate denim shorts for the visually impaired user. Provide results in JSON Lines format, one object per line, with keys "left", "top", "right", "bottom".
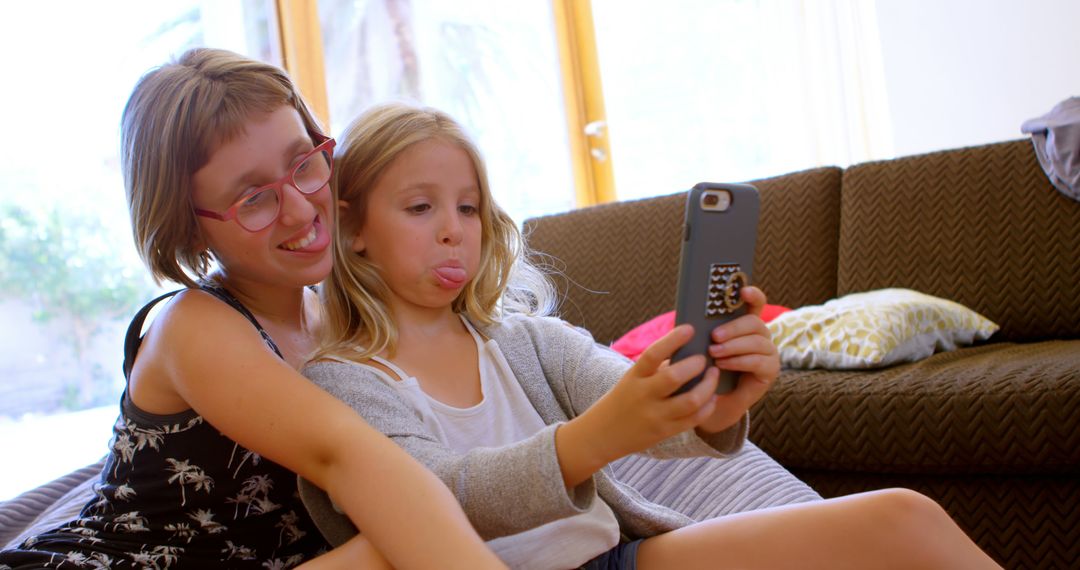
{"left": 581, "top": 539, "right": 643, "bottom": 570}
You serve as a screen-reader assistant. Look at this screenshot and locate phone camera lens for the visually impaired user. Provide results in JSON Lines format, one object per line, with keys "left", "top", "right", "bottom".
{"left": 703, "top": 194, "right": 719, "bottom": 206}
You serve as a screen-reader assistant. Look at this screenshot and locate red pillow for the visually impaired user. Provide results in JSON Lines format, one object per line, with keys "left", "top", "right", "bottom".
{"left": 610, "top": 305, "right": 791, "bottom": 361}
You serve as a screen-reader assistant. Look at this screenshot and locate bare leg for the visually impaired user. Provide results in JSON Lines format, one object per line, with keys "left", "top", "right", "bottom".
{"left": 636, "top": 488, "right": 1002, "bottom": 570}
{"left": 296, "top": 534, "right": 394, "bottom": 570}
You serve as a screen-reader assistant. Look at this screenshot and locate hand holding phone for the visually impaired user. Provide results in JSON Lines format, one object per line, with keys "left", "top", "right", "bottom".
{"left": 671, "top": 182, "right": 760, "bottom": 394}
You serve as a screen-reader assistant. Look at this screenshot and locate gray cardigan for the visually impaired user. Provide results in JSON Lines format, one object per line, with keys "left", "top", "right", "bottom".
{"left": 298, "top": 314, "right": 749, "bottom": 545}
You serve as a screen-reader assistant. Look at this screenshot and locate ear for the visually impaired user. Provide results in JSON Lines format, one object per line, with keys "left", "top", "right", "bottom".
{"left": 339, "top": 199, "right": 366, "bottom": 253}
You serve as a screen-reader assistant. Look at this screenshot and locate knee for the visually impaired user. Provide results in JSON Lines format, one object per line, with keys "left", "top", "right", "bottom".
{"left": 867, "top": 488, "right": 954, "bottom": 536}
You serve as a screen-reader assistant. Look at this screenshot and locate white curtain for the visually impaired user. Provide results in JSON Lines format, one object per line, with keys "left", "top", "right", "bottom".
{"left": 792, "top": 0, "right": 894, "bottom": 166}
{"left": 594, "top": 0, "right": 896, "bottom": 200}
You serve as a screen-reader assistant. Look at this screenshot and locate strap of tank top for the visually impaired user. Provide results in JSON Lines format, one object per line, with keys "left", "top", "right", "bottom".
{"left": 122, "top": 289, "right": 181, "bottom": 380}
{"left": 367, "top": 355, "right": 412, "bottom": 382}
{"left": 198, "top": 282, "right": 284, "bottom": 360}
{"left": 122, "top": 284, "right": 284, "bottom": 381}
{"left": 363, "top": 314, "right": 481, "bottom": 382}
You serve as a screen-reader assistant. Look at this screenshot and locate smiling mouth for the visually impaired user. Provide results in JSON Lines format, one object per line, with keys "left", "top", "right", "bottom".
{"left": 281, "top": 225, "right": 317, "bottom": 251}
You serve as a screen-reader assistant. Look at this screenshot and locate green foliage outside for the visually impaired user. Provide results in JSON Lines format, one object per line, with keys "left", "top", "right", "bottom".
{"left": 0, "top": 203, "right": 155, "bottom": 410}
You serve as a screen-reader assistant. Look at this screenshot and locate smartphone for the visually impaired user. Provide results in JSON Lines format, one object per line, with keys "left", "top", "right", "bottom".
{"left": 671, "top": 182, "right": 759, "bottom": 395}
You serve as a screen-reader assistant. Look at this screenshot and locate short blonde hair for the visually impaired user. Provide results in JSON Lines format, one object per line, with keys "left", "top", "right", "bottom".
{"left": 319, "top": 102, "right": 553, "bottom": 361}
{"left": 121, "top": 47, "right": 325, "bottom": 287}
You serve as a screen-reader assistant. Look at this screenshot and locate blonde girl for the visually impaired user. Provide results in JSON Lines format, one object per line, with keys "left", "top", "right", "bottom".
{"left": 300, "top": 102, "right": 1002, "bottom": 569}
{"left": 0, "top": 50, "right": 504, "bottom": 570}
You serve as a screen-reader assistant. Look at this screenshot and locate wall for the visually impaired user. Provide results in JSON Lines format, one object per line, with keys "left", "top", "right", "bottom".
{"left": 874, "top": 0, "right": 1080, "bottom": 158}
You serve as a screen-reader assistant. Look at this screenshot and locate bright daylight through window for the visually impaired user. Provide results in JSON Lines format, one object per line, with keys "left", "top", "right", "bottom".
{"left": 0, "top": 1, "right": 277, "bottom": 501}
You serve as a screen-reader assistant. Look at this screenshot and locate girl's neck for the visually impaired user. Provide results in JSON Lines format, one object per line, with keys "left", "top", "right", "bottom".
{"left": 394, "top": 306, "right": 464, "bottom": 344}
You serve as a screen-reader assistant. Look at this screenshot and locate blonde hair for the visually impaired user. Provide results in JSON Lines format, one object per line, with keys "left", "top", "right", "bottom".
{"left": 121, "top": 47, "right": 325, "bottom": 287}
{"left": 319, "top": 102, "right": 554, "bottom": 361}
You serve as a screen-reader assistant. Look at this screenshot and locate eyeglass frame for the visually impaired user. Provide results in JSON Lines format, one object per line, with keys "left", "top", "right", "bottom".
{"left": 193, "top": 134, "right": 337, "bottom": 232}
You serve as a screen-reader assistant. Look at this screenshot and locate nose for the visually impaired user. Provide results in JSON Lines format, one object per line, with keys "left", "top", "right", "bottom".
{"left": 438, "top": 209, "right": 464, "bottom": 246}
{"left": 277, "top": 181, "right": 319, "bottom": 226}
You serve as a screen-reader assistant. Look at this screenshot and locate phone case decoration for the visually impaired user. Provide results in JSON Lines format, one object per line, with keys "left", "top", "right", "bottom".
{"left": 706, "top": 263, "right": 748, "bottom": 318}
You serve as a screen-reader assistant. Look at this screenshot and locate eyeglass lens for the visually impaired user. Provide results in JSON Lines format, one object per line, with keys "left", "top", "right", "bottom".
{"left": 237, "top": 149, "right": 332, "bottom": 231}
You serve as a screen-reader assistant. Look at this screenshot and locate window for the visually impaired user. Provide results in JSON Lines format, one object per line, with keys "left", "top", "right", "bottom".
{"left": 318, "top": 0, "right": 577, "bottom": 225}
{"left": 0, "top": 0, "right": 896, "bottom": 501}
{"left": 0, "top": 0, "right": 278, "bottom": 500}
{"left": 590, "top": 0, "right": 893, "bottom": 200}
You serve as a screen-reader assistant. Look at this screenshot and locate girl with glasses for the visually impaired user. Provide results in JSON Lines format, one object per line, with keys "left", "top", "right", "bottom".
{"left": 0, "top": 49, "right": 504, "bottom": 570}
{"left": 298, "top": 102, "right": 1003, "bottom": 569}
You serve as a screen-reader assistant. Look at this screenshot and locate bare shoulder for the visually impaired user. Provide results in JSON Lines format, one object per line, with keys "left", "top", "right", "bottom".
{"left": 146, "top": 288, "right": 262, "bottom": 350}
{"left": 132, "top": 288, "right": 278, "bottom": 391}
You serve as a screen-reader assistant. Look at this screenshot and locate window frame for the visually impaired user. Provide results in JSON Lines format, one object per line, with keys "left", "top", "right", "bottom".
{"left": 274, "top": 0, "right": 612, "bottom": 208}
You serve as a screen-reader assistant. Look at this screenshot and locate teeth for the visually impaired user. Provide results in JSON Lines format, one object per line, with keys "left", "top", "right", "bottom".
{"left": 282, "top": 226, "right": 317, "bottom": 251}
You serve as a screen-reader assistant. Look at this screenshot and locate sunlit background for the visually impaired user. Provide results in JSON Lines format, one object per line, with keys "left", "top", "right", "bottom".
{"left": 1, "top": 0, "right": 1078, "bottom": 500}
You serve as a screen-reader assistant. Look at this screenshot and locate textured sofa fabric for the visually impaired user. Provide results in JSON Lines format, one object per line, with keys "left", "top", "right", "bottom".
{"left": 838, "top": 140, "right": 1080, "bottom": 341}
{"left": 526, "top": 165, "right": 843, "bottom": 345}
{"left": 524, "top": 139, "right": 1080, "bottom": 569}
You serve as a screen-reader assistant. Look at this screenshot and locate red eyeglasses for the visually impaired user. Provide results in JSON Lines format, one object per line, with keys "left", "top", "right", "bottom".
{"left": 195, "top": 135, "right": 336, "bottom": 232}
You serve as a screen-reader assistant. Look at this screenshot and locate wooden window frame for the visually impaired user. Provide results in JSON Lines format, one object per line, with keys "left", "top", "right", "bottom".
{"left": 274, "top": 0, "right": 610, "bottom": 208}
{"left": 275, "top": 0, "right": 331, "bottom": 130}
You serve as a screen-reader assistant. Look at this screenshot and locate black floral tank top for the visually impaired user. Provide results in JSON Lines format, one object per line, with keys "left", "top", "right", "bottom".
{"left": 0, "top": 284, "right": 330, "bottom": 569}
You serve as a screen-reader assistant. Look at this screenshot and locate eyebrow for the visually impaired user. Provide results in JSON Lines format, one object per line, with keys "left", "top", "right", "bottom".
{"left": 395, "top": 182, "right": 481, "bottom": 195}
{"left": 225, "top": 136, "right": 314, "bottom": 198}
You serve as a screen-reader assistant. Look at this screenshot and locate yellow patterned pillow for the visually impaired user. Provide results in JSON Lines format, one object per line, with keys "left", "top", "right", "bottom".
{"left": 767, "top": 288, "right": 999, "bottom": 369}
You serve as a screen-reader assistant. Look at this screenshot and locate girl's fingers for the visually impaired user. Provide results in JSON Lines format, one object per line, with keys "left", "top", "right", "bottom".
{"left": 712, "top": 354, "right": 780, "bottom": 378}
{"left": 634, "top": 324, "right": 695, "bottom": 376}
{"left": 739, "top": 286, "right": 767, "bottom": 316}
{"left": 708, "top": 334, "right": 776, "bottom": 360}
{"left": 663, "top": 367, "right": 718, "bottom": 418}
{"left": 711, "top": 313, "right": 770, "bottom": 344}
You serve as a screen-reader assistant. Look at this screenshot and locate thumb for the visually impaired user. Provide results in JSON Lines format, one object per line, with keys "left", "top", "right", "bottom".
{"left": 633, "top": 324, "right": 694, "bottom": 376}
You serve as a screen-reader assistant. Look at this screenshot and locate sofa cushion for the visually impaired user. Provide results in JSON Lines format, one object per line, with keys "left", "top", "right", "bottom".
{"left": 609, "top": 305, "right": 792, "bottom": 361}
{"left": 837, "top": 139, "right": 1080, "bottom": 341}
{"left": 768, "top": 288, "right": 999, "bottom": 369}
{"left": 524, "top": 167, "right": 842, "bottom": 344}
{"left": 749, "top": 340, "right": 1080, "bottom": 474}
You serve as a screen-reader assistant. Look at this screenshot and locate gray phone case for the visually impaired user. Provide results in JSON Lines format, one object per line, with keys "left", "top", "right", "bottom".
{"left": 671, "top": 182, "right": 759, "bottom": 394}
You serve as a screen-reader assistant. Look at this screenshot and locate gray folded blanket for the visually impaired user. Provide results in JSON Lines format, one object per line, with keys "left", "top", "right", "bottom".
{"left": 0, "top": 458, "right": 104, "bottom": 549}
{"left": 1021, "top": 96, "right": 1080, "bottom": 201}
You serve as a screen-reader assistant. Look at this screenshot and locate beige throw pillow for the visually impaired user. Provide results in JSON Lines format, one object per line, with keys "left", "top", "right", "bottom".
{"left": 767, "top": 288, "right": 999, "bottom": 370}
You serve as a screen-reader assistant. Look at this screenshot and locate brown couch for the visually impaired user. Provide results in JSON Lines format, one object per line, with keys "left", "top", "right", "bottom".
{"left": 523, "top": 139, "right": 1080, "bottom": 569}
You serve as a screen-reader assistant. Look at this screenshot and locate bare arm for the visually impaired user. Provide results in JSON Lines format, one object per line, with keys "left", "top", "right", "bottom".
{"left": 554, "top": 325, "right": 721, "bottom": 488}
{"left": 136, "top": 292, "right": 504, "bottom": 569}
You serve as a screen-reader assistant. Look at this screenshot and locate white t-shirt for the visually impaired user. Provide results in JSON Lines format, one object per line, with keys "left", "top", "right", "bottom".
{"left": 354, "top": 317, "right": 620, "bottom": 570}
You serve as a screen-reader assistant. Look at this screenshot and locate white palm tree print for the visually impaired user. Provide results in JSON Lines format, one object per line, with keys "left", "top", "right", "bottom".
{"left": 164, "top": 522, "right": 199, "bottom": 543}
{"left": 227, "top": 474, "right": 278, "bottom": 518}
{"left": 109, "top": 419, "right": 167, "bottom": 478}
{"left": 276, "top": 510, "right": 307, "bottom": 547}
{"left": 241, "top": 475, "right": 274, "bottom": 497}
{"left": 188, "top": 508, "right": 227, "bottom": 534}
{"left": 251, "top": 496, "right": 282, "bottom": 516}
{"left": 57, "top": 551, "right": 89, "bottom": 567}
{"left": 165, "top": 458, "right": 214, "bottom": 506}
{"left": 86, "top": 552, "right": 115, "bottom": 570}
{"left": 228, "top": 443, "right": 263, "bottom": 478}
{"left": 62, "top": 523, "right": 103, "bottom": 546}
{"left": 262, "top": 557, "right": 306, "bottom": 570}
{"left": 162, "top": 416, "right": 203, "bottom": 434}
{"left": 111, "top": 511, "right": 150, "bottom": 533}
{"left": 129, "top": 545, "right": 183, "bottom": 569}
{"left": 221, "top": 540, "right": 257, "bottom": 561}
{"left": 112, "top": 483, "right": 136, "bottom": 501}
